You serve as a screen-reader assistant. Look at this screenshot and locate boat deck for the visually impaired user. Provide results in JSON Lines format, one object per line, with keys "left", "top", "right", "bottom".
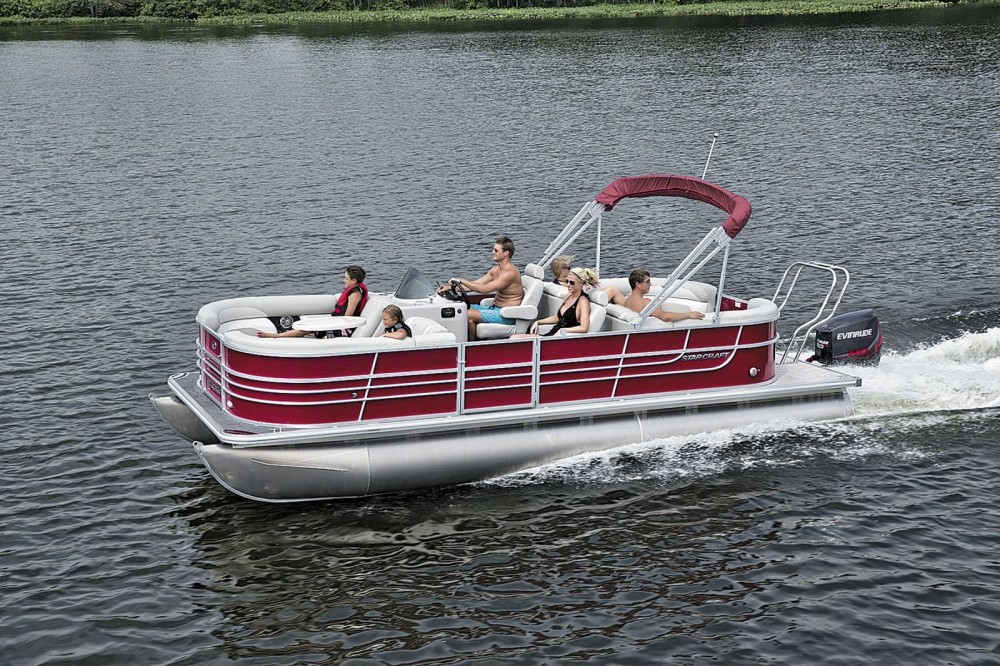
{"left": 168, "top": 361, "right": 860, "bottom": 449}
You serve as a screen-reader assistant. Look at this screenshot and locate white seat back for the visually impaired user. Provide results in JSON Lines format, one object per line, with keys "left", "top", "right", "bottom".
{"left": 198, "top": 295, "right": 339, "bottom": 331}
{"left": 407, "top": 316, "right": 458, "bottom": 344}
{"left": 597, "top": 277, "right": 716, "bottom": 304}
{"left": 351, "top": 294, "right": 393, "bottom": 337}
{"left": 536, "top": 288, "right": 607, "bottom": 336}
{"left": 585, "top": 289, "right": 609, "bottom": 332}
{"left": 539, "top": 280, "right": 567, "bottom": 320}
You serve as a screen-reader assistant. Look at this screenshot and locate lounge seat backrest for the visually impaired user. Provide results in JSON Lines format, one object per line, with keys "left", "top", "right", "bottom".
{"left": 661, "top": 297, "right": 709, "bottom": 314}
{"left": 585, "top": 289, "right": 608, "bottom": 332}
{"left": 596, "top": 277, "right": 630, "bottom": 297}
{"left": 539, "top": 281, "right": 567, "bottom": 320}
{"left": 198, "top": 295, "right": 339, "bottom": 331}
{"left": 713, "top": 298, "right": 778, "bottom": 325}
{"left": 596, "top": 278, "right": 716, "bottom": 304}
{"left": 351, "top": 295, "right": 393, "bottom": 337}
{"left": 519, "top": 265, "right": 546, "bottom": 331}
{"left": 606, "top": 303, "right": 639, "bottom": 328}
{"left": 407, "top": 316, "right": 458, "bottom": 344}
{"left": 537, "top": 288, "right": 607, "bottom": 336}
{"left": 650, "top": 279, "right": 717, "bottom": 304}
{"left": 406, "top": 316, "right": 440, "bottom": 336}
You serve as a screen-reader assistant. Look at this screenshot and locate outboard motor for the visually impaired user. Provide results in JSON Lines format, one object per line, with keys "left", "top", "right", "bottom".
{"left": 812, "top": 309, "right": 882, "bottom": 366}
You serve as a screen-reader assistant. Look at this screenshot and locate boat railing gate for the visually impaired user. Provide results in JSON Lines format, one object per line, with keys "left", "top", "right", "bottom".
{"left": 773, "top": 261, "right": 850, "bottom": 364}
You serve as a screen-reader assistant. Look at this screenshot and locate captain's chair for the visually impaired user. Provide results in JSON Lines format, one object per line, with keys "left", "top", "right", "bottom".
{"left": 475, "top": 263, "right": 545, "bottom": 340}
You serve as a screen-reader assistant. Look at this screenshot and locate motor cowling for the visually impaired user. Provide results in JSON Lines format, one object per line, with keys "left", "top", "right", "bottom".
{"left": 812, "top": 309, "right": 882, "bottom": 366}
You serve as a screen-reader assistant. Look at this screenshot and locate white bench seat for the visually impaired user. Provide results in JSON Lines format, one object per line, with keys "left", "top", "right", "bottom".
{"left": 221, "top": 316, "right": 457, "bottom": 356}
{"left": 607, "top": 297, "right": 779, "bottom": 331}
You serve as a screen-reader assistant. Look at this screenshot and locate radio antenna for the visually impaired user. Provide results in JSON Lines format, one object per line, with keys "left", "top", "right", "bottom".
{"left": 701, "top": 132, "right": 719, "bottom": 179}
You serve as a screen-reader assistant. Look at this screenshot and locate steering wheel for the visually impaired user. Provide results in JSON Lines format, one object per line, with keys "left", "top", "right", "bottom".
{"left": 440, "top": 279, "right": 471, "bottom": 307}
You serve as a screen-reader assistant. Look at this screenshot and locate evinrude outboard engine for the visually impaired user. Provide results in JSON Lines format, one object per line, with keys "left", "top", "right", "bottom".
{"left": 812, "top": 309, "right": 882, "bottom": 366}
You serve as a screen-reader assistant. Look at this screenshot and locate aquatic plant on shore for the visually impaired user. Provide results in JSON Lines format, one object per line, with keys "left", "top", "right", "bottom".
{"left": 0, "top": 0, "right": 994, "bottom": 26}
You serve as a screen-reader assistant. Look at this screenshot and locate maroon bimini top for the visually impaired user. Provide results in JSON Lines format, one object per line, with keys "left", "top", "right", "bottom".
{"left": 595, "top": 174, "right": 752, "bottom": 239}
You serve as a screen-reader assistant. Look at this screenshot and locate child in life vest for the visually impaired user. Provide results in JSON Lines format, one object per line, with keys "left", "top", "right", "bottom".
{"left": 257, "top": 265, "right": 367, "bottom": 338}
{"left": 381, "top": 305, "right": 412, "bottom": 340}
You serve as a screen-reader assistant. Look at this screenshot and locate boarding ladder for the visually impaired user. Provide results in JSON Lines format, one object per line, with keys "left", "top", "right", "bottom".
{"left": 773, "top": 261, "right": 850, "bottom": 364}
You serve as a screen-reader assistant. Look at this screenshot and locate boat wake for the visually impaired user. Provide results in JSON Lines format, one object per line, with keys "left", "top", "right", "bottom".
{"left": 486, "top": 327, "right": 1000, "bottom": 490}
{"left": 850, "top": 325, "right": 1000, "bottom": 416}
{"left": 482, "top": 421, "right": 809, "bottom": 489}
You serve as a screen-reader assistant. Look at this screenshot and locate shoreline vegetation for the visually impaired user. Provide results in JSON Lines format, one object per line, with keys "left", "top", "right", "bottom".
{"left": 1, "top": 0, "right": 996, "bottom": 26}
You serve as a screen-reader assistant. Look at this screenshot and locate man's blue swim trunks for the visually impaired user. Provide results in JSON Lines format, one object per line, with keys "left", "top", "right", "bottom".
{"left": 472, "top": 304, "right": 515, "bottom": 325}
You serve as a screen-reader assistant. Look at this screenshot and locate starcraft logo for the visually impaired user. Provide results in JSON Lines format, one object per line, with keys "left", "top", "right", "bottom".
{"left": 681, "top": 352, "right": 730, "bottom": 361}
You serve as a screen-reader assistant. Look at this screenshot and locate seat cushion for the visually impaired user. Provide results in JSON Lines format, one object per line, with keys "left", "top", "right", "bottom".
{"left": 476, "top": 322, "right": 516, "bottom": 339}
{"left": 217, "top": 317, "right": 277, "bottom": 335}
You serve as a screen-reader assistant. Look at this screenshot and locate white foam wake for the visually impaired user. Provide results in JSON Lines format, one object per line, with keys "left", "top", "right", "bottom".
{"left": 849, "top": 326, "right": 1000, "bottom": 415}
{"left": 486, "top": 418, "right": 840, "bottom": 489}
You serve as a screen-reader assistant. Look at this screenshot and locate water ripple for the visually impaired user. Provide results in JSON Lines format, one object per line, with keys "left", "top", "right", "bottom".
{"left": 4, "top": 9, "right": 1000, "bottom": 665}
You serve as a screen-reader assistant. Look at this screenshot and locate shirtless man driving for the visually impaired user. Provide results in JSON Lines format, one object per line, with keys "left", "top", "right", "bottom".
{"left": 603, "top": 268, "right": 706, "bottom": 323}
{"left": 438, "top": 235, "right": 524, "bottom": 340}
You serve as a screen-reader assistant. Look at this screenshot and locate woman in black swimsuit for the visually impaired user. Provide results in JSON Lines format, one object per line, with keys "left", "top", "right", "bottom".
{"left": 515, "top": 267, "right": 599, "bottom": 338}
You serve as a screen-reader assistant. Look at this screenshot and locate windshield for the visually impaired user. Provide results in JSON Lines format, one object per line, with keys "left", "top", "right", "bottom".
{"left": 394, "top": 266, "right": 438, "bottom": 299}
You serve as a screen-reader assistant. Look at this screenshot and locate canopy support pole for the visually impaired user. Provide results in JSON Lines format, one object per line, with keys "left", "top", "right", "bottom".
{"left": 637, "top": 226, "right": 731, "bottom": 323}
{"left": 538, "top": 201, "right": 605, "bottom": 270}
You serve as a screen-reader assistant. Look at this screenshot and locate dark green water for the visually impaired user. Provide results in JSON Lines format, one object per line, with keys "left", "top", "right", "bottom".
{"left": 2, "top": 6, "right": 1000, "bottom": 663}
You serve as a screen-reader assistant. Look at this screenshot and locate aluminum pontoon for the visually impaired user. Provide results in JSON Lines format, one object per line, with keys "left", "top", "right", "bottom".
{"left": 153, "top": 174, "right": 878, "bottom": 502}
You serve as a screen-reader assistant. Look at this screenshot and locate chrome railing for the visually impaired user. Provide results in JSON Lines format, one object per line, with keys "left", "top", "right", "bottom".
{"left": 773, "top": 261, "right": 850, "bottom": 364}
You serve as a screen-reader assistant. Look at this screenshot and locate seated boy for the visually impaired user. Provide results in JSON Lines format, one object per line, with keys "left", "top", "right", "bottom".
{"left": 603, "top": 269, "right": 705, "bottom": 323}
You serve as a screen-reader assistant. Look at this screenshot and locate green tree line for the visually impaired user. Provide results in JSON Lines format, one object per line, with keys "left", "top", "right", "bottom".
{"left": 0, "top": 0, "right": 969, "bottom": 23}
{"left": 2, "top": 0, "right": 664, "bottom": 19}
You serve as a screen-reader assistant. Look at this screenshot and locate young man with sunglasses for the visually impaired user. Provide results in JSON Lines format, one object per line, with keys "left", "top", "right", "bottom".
{"left": 438, "top": 236, "right": 524, "bottom": 340}
{"left": 604, "top": 268, "right": 705, "bottom": 323}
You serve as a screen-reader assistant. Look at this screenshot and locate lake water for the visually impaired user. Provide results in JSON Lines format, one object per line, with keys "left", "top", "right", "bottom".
{"left": 2, "top": 5, "right": 1000, "bottom": 663}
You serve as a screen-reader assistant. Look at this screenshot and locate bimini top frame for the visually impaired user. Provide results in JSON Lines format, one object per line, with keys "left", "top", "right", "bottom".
{"left": 536, "top": 174, "right": 753, "bottom": 327}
